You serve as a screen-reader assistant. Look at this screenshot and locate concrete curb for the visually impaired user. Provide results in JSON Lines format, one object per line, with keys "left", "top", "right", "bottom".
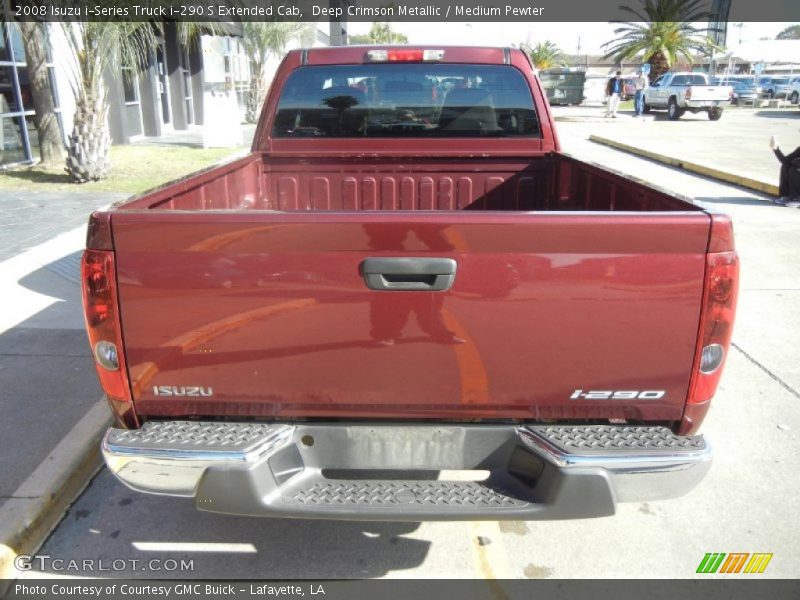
{"left": 554, "top": 116, "right": 611, "bottom": 123}
{"left": 0, "top": 400, "right": 110, "bottom": 586}
{"left": 589, "top": 134, "right": 780, "bottom": 197}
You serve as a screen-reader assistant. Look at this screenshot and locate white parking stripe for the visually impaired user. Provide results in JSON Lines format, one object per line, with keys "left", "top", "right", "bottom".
{"left": 132, "top": 542, "right": 258, "bottom": 554}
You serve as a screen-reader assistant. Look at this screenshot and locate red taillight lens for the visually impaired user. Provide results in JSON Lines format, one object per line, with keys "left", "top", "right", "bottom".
{"left": 682, "top": 249, "right": 739, "bottom": 432}
{"left": 81, "top": 249, "right": 131, "bottom": 402}
{"left": 388, "top": 49, "right": 424, "bottom": 62}
{"left": 685, "top": 88, "right": 692, "bottom": 100}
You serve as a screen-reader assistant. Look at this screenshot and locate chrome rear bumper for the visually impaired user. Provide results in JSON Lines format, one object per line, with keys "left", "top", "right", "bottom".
{"left": 102, "top": 422, "right": 711, "bottom": 520}
{"left": 685, "top": 100, "right": 730, "bottom": 108}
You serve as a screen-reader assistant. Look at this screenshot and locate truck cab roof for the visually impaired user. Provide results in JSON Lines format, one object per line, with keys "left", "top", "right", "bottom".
{"left": 293, "top": 45, "right": 523, "bottom": 66}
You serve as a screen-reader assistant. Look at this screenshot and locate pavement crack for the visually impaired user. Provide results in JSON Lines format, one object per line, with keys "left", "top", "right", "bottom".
{"left": 731, "top": 343, "right": 800, "bottom": 400}
{"left": 0, "top": 495, "right": 40, "bottom": 499}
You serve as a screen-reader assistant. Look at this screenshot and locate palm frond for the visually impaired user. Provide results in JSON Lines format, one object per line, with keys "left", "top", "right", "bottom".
{"left": 58, "top": 21, "right": 160, "bottom": 109}
{"left": 601, "top": 0, "right": 719, "bottom": 68}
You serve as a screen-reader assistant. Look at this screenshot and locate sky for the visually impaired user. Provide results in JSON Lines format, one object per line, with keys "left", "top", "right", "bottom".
{"left": 345, "top": 22, "right": 799, "bottom": 55}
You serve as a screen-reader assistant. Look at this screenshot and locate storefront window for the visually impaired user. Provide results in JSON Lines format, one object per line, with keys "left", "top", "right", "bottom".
{"left": 16, "top": 67, "right": 33, "bottom": 108}
{"left": 25, "top": 115, "right": 40, "bottom": 160}
{"left": 0, "top": 66, "right": 19, "bottom": 112}
{"left": 0, "top": 23, "right": 25, "bottom": 63}
{"left": 1, "top": 23, "right": 31, "bottom": 165}
{"left": 120, "top": 66, "right": 143, "bottom": 137}
{"left": 0, "top": 22, "right": 67, "bottom": 164}
{"left": 122, "top": 67, "right": 139, "bottom": 103}
{"left": 181, "top": 48, "right": 194, "bottom": 124}
{"left": 0, "top": 115, "right": 27, "bottom": 165}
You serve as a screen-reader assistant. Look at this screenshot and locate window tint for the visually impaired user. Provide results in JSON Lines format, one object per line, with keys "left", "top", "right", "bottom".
{"left": 272, "top": 64, "right": 539, "bottom": 138}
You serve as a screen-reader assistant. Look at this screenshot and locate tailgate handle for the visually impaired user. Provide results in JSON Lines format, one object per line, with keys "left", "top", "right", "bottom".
{"left": 361, "top": 257, "right": 457, "bottom": 291}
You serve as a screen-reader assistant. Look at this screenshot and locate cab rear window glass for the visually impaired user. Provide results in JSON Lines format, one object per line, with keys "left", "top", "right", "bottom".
{"left": 672, "top": 74, "right": 707, "bottom": 86}
{"left": 272, "top": 64, "right": 540, "bottom": 138}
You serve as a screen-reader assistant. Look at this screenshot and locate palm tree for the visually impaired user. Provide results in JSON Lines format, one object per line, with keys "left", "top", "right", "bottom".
{"left": 601, "top": 0, "right": 721, "bottom": 82}
{"left": 59, "top": 22, "right": 158, "bottom": 182}
{"left": 348, "top": 23, "right": 409, "bottom": 45}
{"left": 776, "top": 25, "right": 800, "bottom": 40}
{"left": 522, "top": 41, "right": 564, "bottom": 70}
{"left": 58, "top": 22, "right": 224, "bottom": 182}
{"left": 242, "top": 23, "right": 314, "bottom": 124}
{"left": 19, "top": 22, "right": 65, "bottom": 165}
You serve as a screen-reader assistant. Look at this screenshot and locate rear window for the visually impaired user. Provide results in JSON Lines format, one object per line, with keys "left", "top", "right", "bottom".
{"left": 272, "top": 64, "right": 539, "bottom": 138}
{"left": 672, "top": 75, "right": 707, "bottom": 86}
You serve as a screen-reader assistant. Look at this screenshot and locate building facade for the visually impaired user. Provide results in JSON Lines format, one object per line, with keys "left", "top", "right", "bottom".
{"left": 1, "top": 20, "right": 338, "bottom": 168}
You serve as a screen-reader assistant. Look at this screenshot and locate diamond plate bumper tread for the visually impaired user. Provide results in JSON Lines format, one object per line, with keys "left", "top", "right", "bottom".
{"left": 290, "top": 481, "right": 529, "bottom": 508}
{"left": 105, "top": 420, "right": 293, "bottom": 455}
{"left": 524, "top": 425, "right": 707, "bottom": 455}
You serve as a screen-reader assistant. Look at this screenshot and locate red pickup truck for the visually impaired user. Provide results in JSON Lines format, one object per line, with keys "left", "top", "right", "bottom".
{"left": 84, "top": 46, "right": 738, "bottom": 520}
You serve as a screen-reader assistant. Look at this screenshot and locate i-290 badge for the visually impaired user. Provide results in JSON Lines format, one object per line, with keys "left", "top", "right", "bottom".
{"left": 570, "top": 389, "right": 666, "bottom": 400}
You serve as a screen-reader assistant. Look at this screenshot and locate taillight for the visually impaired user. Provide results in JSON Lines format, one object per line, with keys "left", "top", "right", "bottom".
{"left": 81, "top": 249, "right": 132, "bottom": 404}
{"left": 685, "top": 88, "right": 692, "bottom": 100}
{"left": 366, "top": 49, "right": 444, "bottom": 62}
{"left": 680, "top": 216, "right": 739, "bottom": 434}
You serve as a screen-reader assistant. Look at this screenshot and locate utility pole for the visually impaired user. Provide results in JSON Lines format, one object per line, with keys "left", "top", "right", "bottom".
{"left": 709, "top": 0, "right": 731, "bottom": 46}
{"left": 735, "top": 22, "right": 744, "bottom": 45}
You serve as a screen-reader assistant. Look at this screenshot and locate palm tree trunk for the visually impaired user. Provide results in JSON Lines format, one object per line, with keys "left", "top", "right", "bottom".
{"left": 245, "top": 75, "right": 261, "bottom": 124}
{"left": 65, "top": 97, "right": 111, "bottom": 182}
{"left": 245, "top": 59, "right": 264, "bottom": 124}
{"left": 18, "top": 22, "right": 65, "bottom": 165}
{"left": 647, "top": 51, "right": 670, "bottom": 83}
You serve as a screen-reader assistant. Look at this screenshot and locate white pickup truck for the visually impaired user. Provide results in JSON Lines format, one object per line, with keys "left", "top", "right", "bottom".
{"left": 644, "top": 72, "right": 732, "bottom": 121}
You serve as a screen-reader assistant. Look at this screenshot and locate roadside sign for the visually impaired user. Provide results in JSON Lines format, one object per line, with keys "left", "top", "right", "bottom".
{"left": 754, "top": 63, "right": 765, "bottom": 75}
{"left": 641, "top": 63, "right": 651, "bottom": 74}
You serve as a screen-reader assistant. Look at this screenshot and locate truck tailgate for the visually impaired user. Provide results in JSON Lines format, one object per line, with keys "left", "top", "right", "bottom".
{"left": 687, "top": 85, "right": 730, "bottom": 101}
{"left": 112, "top": 211, "right": 710, "bottom": 422}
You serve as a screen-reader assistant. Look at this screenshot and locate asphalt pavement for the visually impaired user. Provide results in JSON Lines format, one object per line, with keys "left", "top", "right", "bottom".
{"left": 552, "top": 105, "right": 800, "bottom": 193}
{"left": 0, "top": 192, "right": 124, "bottom": 506}
{"left": 11, "top": 117, "right": 800, "bottom": 579}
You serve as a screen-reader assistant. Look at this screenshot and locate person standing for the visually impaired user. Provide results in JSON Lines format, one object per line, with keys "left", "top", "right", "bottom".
{"left": 633, "top": 68, "right": 649, "bottom": 117}
{"left": 605, "top": 71, "right": 623, "bottom": 118}
{"left": 770, "top": 134, "right": 800, "bottom": 206}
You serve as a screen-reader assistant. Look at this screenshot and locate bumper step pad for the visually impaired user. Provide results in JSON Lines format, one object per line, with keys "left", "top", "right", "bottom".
{"left": 523, "top": 425, "right": 707, "bottom": 455}
{"left": 290, "top": 481, "right": 529, "bottom": 508}
{"left": 105, "top": 421, "right": 293, "bottom": 455}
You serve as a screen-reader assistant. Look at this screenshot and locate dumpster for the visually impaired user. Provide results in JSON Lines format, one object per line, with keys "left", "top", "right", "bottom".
{"left": 539, "top": 69, "right": 586, "bottom": 106}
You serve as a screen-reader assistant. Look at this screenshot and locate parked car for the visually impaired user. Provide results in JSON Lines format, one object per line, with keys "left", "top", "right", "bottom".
{"left": 621, "top": 77, "right": 638, "bottom": 100}
{"left": 88, "top": 46, "right": 738, "bottom": 521}
{"left": 729, "top": 80, "right": 760, "bottom": 105}
{"left": 774, "top": 76, "right": 800, "bottom": 103}
{"left": 759, "top": 76, "right": 789, "bottom": 98}
{"left": 714, "top": 75, "right": 764, "bottom": 94}
{"left": 644, "top": 72, "right": 732, "bottom": 120}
